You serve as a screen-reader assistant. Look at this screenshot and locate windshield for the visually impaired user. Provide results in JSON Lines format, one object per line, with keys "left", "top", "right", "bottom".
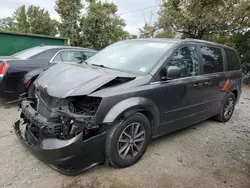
{"left": 86, "top": 40, "right": 175, "bottom": 74}
{"left": 12, "top": 47, "right": 47, "bottom": 59}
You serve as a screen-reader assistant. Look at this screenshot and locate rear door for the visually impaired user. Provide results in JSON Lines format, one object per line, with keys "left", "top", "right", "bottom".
{"left": 224, "top": 48, "right": 243, "bottom": 103}
{"left": 198, "top": 45, "right": 228, "bottom": 117}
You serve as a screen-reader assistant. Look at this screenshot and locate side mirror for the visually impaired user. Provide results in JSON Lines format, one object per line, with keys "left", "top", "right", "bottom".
{"left": 161, "top": 66, "right": 182, "bottom": 81}
{"left": 76, "top": 54, "right": 87, "bottom": 63}
{"left": 82, "top": 54, "right": 87, "bottom": 61}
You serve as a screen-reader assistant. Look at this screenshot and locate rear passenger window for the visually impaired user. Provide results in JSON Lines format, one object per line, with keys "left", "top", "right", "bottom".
{"left": 224, "top": 48, "right": 241, "bottom": 71}
{"left": 201, "top": 46, "right": 223, "bottom": 74}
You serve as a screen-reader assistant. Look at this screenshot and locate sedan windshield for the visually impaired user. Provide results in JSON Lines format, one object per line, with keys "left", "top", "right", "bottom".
{"left": 86, "top": 40, "right": 175, "bottom": 74}
{"left": 12, "top": 47, "right": 47, "bottom": 59}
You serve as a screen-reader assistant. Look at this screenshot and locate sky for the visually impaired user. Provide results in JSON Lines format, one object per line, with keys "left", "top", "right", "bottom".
{"left": 0, "top": 0, "right": 161, "bottom": 35}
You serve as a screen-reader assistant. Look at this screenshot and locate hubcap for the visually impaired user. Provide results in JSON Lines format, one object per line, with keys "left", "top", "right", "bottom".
{"left": 224, "top": 97, "right": 234, "bottom": 119}
{"left": 117, "top": 122, "right": 146, "bottom": 159}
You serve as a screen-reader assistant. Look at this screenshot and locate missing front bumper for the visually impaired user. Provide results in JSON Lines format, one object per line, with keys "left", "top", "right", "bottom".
{"left": 13, "top": 119, "right": 106, "bottom": 175}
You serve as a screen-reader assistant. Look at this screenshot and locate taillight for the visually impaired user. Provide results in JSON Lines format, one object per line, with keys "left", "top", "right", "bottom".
{"left": 26, "top": 80, "right": 32, "bottom": 89}
{"left": 0, "top": 62, "right": 8, "bottom": 76}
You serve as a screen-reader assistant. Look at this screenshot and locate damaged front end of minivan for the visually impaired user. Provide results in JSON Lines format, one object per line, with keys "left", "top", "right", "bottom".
{"left": 13, "top": 91, "right": 107, "bottom": 175}
{"left": 13, "top": 62, "right": 137, "bottom": 175}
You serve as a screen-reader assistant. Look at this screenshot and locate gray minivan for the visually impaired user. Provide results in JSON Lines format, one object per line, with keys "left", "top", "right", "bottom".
{"left": 14, "top": 39, "right": 242, "bottom": 175}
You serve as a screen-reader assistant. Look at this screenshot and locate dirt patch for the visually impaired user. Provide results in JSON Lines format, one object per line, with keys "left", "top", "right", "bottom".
{"left": 0, "top": 87, "right": 250, "bottom": 188}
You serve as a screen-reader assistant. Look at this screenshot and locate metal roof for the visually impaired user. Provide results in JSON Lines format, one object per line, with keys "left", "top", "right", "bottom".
{"left": 0, "top": 31, "right": 68, "bottom": 40}
{"left": 32, "top": 45, "right": 97, "bottom": 52}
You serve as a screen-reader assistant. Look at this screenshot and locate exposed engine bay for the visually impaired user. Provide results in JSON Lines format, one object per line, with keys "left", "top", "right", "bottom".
{"left": 19, "top": 90, "right": 103, "bottom": 144}
{"left": 13, "top": 62, "right": 137, "bottom": 175}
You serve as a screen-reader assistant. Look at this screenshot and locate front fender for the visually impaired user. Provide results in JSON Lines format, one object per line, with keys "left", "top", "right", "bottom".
{"left": 23, "top": 68, "right": 46, "bottom": 83}
{"left": 19, "top": 68, "right": 46, "bottom": 94}
{"left": 102, "top": 97, "right": 160, "bottom": 127}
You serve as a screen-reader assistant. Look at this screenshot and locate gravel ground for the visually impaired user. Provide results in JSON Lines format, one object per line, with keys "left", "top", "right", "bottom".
{"left": 0, "top": 87, "right": 250, "bottom": 188}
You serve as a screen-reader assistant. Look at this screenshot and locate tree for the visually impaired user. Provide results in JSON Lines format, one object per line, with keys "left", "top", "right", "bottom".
{"left": 13, "top": 5, "right": 29, "bottom": 33}
{"left": 0, "top": 17, "right": 16, "bottom": 31}
{"left": 139, "top": 23, "right": 158, "bottom": 38}
{"left": 26, "top": 5, "right": 58, "bottom": 35}
{"left": 79, "top": 0, "right": 130, "bottom": 50}
{"left": 157, "top": 0, "right": 250, "bottom": 39}
{"left": 139, "top": 0, "right": 250, "bottom": 72}
{"left": 139, "top": 23, "right": 174, "bottom": 38}
{"left": 0, "top": 5, "right": 58, "bottom": 36}
{"left": 231, "top": 32, "right": 250, "bottom": 73}
{"left": 55, "top": 0, "right": 83, "bottom": 46}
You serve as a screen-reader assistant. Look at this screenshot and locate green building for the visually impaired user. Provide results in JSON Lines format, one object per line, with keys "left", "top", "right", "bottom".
{"left": 0, "top": 31, "right": 69, "bottom": 56}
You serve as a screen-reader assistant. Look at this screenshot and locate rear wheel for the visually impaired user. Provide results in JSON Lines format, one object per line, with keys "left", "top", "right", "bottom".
{"left": 214, "top": 92, "right": 236, "bottom": 122}
{"left": 105, "top": 113, "right": 151, "bottom": 168}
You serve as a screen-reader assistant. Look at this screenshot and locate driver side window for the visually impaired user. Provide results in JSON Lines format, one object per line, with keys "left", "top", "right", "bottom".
{"left": 168, "top": 46, "right": 199, "bottom": 78}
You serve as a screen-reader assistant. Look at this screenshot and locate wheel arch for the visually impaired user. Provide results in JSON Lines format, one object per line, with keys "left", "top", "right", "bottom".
{"left": 102, "top": 97, "right": 160, "bottom": 131}
{"left": 23, "top": 68, "right": 45, "bottom": 86}
{"left": 231, "top": 89, "right": 238, "bottom": 101}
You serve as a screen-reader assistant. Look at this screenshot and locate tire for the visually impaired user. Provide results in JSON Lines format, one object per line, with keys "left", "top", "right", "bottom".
{"left": 214, "top": 92, "right": 236, "bottom": 122}
{"left": 105, "top": 112, "right": 151, "bottom": 168}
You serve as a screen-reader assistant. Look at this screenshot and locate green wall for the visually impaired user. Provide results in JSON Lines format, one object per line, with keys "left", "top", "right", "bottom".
{"left": 0, "top": 32, "right": 69, "bottom": 56}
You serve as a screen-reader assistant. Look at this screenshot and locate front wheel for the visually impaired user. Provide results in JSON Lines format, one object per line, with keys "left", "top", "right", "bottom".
{"left": 105, "top": 113, "right": 151, "bottom": 168}
{"left": 214, "top": 92, "right": 236, "bottom": 122}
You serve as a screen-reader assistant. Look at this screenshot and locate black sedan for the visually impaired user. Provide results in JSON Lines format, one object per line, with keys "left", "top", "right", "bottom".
{"left": 0, "top": 46, "right": 97, "bottom": 97}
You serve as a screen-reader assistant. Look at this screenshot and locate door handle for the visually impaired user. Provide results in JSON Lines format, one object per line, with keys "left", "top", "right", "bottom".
{"left": 204, "top": 81, "right": 212, "bottom": 86}
{"left": 194, "top": 83, "right": 203, "bottom": 88}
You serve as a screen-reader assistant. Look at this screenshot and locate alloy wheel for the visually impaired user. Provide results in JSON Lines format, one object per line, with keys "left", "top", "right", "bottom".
{"left": 117, "top": 122, "right": 146, "bottom": 160}
{"left": 224, "top": 97, "right": 234, "bottom": 119}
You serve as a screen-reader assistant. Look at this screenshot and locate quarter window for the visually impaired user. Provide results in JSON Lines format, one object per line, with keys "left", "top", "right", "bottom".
{"left": 168, "top": 46, "right": 199, "bottom": 77}
{"left": 224, "top": 48, "right": 241, "bottom": 71}
{"left": 201, "top": 46, "right": 223, "bottom": 74}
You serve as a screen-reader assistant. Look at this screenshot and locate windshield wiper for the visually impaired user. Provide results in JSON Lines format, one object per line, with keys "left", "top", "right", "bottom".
{"left": 91, "top": 64, "right": 111, "bottom": 69}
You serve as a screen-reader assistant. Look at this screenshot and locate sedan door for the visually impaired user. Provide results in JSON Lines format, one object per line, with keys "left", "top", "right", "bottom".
{"left": 155, "top": 45, "right": 205, "bottom": 135}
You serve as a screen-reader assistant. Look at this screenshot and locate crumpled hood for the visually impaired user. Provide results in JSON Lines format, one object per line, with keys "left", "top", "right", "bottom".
{"left": 35, "top": 63, "right": 135, "bottom": 98}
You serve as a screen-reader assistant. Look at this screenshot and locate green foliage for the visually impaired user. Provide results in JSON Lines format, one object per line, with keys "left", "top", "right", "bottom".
{"left": 158, "top": 0, "right": 250, "bottom": 39}
{"left": 55, "top": 0, "right": 83, "bottom": 46}
{"left": 130, "top": 35, "right": 138, "bottom": 39}
{"left": 231, "top": 32, "right": 250, "bottom": 72}
{"left": 26, "top": 6, "right": 58, "bottom": 35}
{"left": 139, "top": 0, "right": 250, "bottom": 72}
{"left": 1, "top": 1, "right": 132, "bottom": 50}
{"left": 54, "top": 0, "right": 131, "bottom": 49}
{"left": 139, "top": 24, "right": 157, "bottom": 38}
{"left": 0, "top": 5, "right": 58, "bottom": 36}
{"left": 13, "top": 5, "right": 29, "bottom": 33}
{"left": 139, "top": 23, "right": 174, "bottom": 38}
{"left": 139, "top": 0, "right": 250, "bottom": 40}
{"left": 211, "top": 32, "right": 250, "bottom": 73}
{"left": 79, "top": 0, "right": 130, "bottom": 50}
{"left": 0, "top": 17, "right": 16, "bottom": 32}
